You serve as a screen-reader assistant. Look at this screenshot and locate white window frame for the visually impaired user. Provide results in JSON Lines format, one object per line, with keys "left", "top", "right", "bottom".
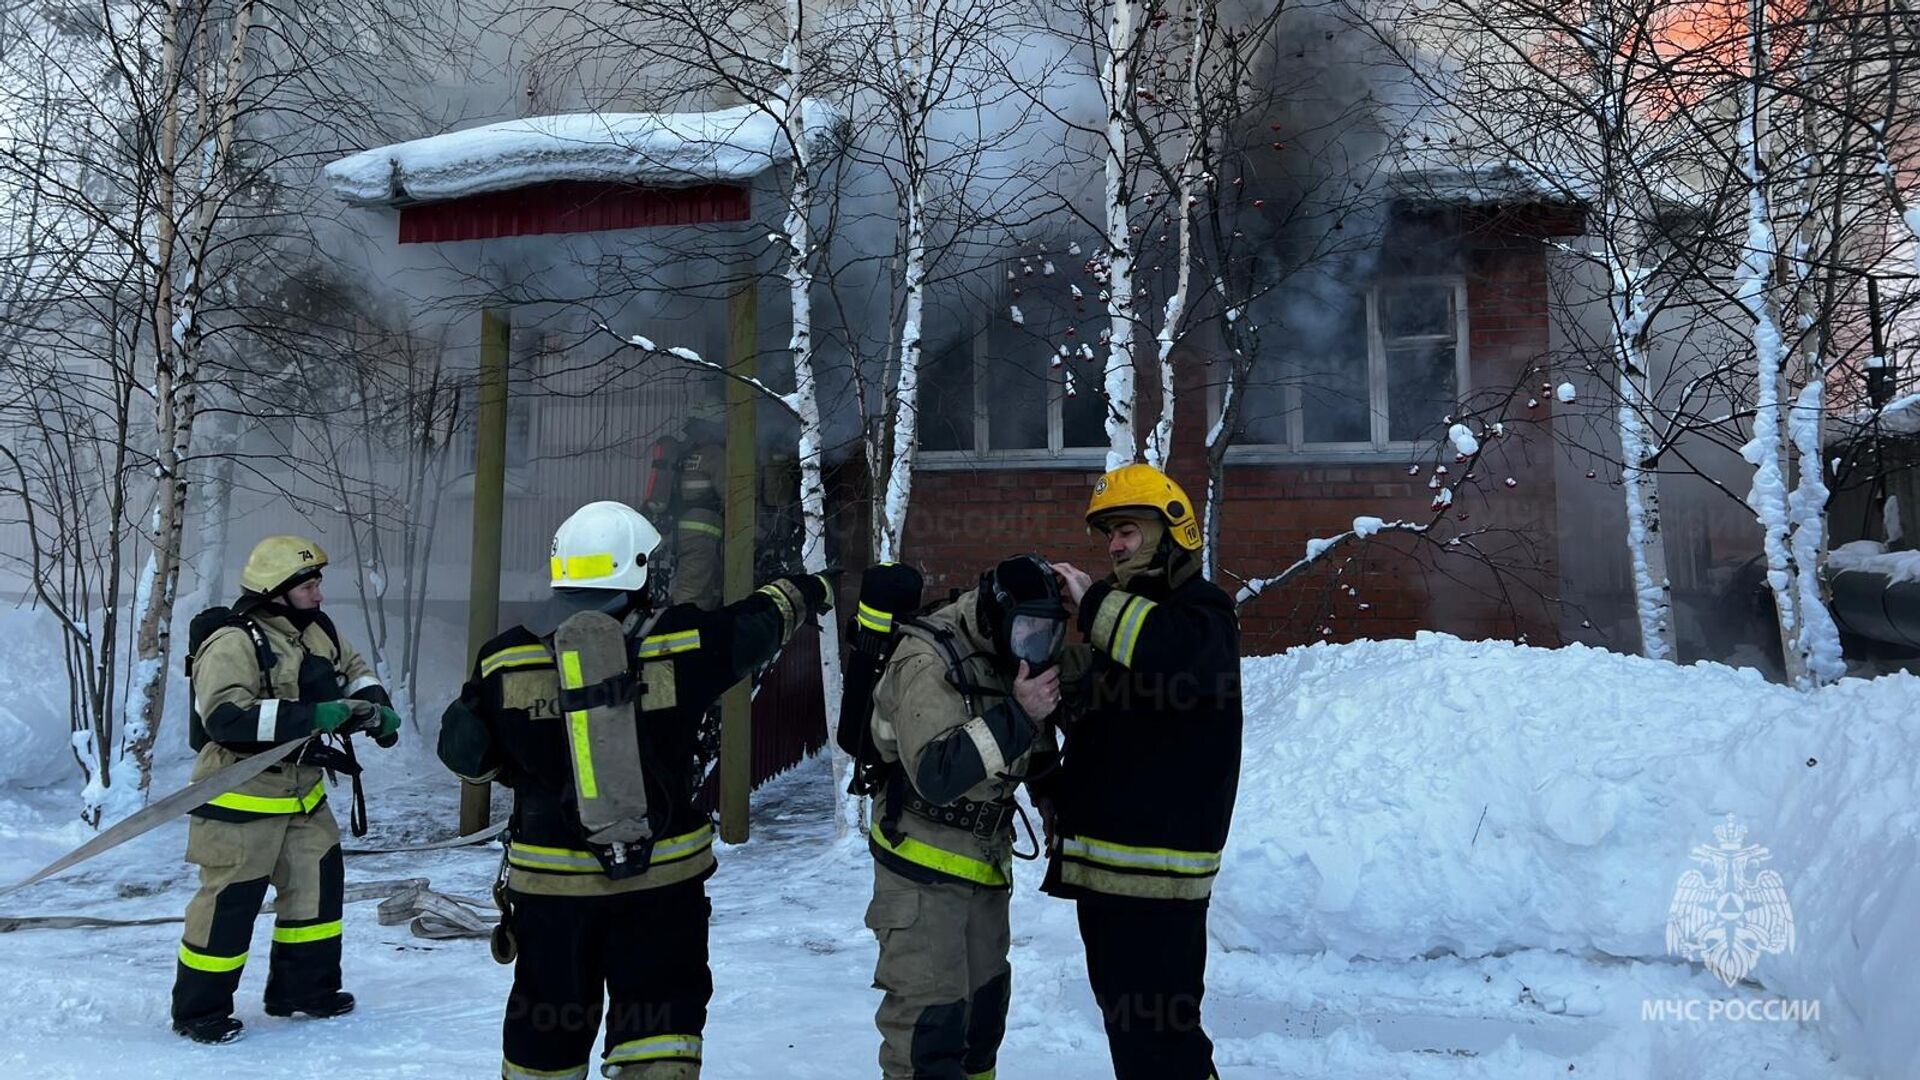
{"left": 917, "top": 324, "right": 1111, "bottom": 471}
{"left": 1217, "top": 276, "right": 1471, "bottom": 463}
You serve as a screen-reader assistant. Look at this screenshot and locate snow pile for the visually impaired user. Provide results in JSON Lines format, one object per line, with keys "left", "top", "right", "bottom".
{"left": 1829, "top": 538, "right": 1920, "bottom": 584}
{"left": 326, "top": 101, "right": 843, "bottom": 207}
{"left": 1216, "top": 633, "right": 1920, "bottom": 1076}
{"left": 0, "top": 606, "right": 75, "bottom": 786}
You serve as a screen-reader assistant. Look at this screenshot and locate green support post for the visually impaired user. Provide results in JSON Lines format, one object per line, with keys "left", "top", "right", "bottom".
{"left": 460, "top": 308, "right": 509, "bottom": 836}
{"left": 720, "top": 283, "right": 758, "bottom": 843}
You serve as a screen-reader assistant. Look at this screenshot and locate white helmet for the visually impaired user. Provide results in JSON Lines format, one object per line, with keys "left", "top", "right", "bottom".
{"left": 550, "top": 501, "right": 662, "bottom": 592}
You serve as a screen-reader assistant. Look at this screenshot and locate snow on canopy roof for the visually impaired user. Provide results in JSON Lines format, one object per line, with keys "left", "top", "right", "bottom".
{"left": 1834, "top": 390, "right": 1920, "bottom": 441}
{"left": 325, "top": 101, "right": 842, "bottom": 208}
{"left": 1388, "top": 162, "right": 1590, "bottom": 207}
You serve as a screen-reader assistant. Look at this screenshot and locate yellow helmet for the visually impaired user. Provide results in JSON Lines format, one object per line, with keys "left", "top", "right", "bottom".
{"left": 240, "top": 535, "right": 329, "bottom": 596}
{"left": 1086, "top": 463, "right": 1202, "bottom": 551}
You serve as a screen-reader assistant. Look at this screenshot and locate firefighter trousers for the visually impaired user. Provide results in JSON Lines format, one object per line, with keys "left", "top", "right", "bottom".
{"left": 668, "top": 510, "right": 723, "bottom": 611}
{"left": 1076, "top": 896, "right": 1217, "bottom": 1080}
{"left": 500, "top": 881, "right": 712, "bottom": 1080}
{"left": 170, "top": 803, "right": 344, "bottom": 1023}
{"left": 865, "top": 861, "right": 1011, "bottom": 1080}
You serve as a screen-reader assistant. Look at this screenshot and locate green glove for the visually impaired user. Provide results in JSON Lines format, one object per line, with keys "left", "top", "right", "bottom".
{"left": 312, "top": 700, "right": 359, "bottom": 734}
{"left": 373, "top": 706, "right": 403, "bottom": 746}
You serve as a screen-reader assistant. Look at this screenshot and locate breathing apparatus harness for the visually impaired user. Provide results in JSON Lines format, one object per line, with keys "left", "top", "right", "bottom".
{"left": 839, "top": 559, "right": 1067, "bottom": 861}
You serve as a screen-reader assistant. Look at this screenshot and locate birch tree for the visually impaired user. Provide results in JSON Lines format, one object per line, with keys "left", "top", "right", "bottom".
{"left": 1357, "top": 0, "right": 1705, "bottom": 659}
{"left": 2, "top": 0, "right": 447, "bottom": 804}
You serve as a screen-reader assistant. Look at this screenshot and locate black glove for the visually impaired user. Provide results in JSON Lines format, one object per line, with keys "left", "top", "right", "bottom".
{"left": 788, "top": 573, "right": 835, "bottom": 616}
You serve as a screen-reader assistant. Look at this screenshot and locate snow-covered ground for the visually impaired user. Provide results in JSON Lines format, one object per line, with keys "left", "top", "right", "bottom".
{"left": 4, "top": 632, "right": 1912, "bottom": 1078}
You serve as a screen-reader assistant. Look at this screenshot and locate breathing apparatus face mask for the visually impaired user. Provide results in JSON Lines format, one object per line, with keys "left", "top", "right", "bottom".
{"left": 979, "top": 553, "right": 1069, "bottom": 676}
{"left": 1007, "top": 605, "right": 1068, "bottom": 674}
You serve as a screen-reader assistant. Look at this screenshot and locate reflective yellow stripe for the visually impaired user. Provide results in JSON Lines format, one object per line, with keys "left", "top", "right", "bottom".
{"left": 968, "top": 1071, "right": 997, "bottom": 1080}
{"left": 558, "top": 650, "right": 598, "bottom": 799}
{"left": 869, "top": 821, "right": 1009, "bottom": 887}
{"left": 1058, "top": 859, "right": 1216, "bottom": 901}
{"left": 1059, "top": 834, "right": 1221, "bottom": 874}
{"left": 652, "top": 824, "right": 714, "bottom": 865}
{"left": 1110, "top": 596, "right": 1156, "bottom": 668}
{"left": 206, "top": 780, "right": 326, "bottom": 816}
{"left": 272, "top": 920, "right": 343, "bottom": 945}
{"left": 678, "top": 520, "right": 723, "bottom": 538}
{"left": 1090, "top": 589, "right": 1129, "bottom": 654}
{"left": 636, "top": 630, "right": 701, "bottom": 658}
{"left": 482, "top": 644, "right": 552, "bottom": 677}
{"left": 550, "top": 553, "right": 616, "bottom": 582}
{"left": 857, "top": 602, "right": 894, "bottom": 633}
{"left": 178, "top": 943, "right": 247, "bottom": 973}
{"left": 507, "top": 825, "right": 714, "bottom": 874}
{"left": 508, "top": 843, "right": 603, "bottom": 873}
{"left": 502, "top": 1059, "right": 588, "bottom": 1080}
{"left": 756, "top": 583, "right": 796, "bottom": 631}
{"left": 604, "top": 1033, "right": 703, "bottom": 1065}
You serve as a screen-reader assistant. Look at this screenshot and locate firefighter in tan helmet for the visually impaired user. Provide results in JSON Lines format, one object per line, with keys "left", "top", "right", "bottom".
{"left": 1045, "top": 463, "right": 1242, "bottom": 1080}
{"left": 170, "top": 535, "right": 402, "bottom": 1044}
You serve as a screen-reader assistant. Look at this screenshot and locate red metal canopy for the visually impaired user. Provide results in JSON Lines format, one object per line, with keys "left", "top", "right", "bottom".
{"left": 397, "top": 181, "right": 752, "bottom": 244}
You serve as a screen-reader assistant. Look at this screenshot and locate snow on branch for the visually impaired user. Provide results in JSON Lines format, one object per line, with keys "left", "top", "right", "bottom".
{"left": 594, "top": 322, "right": 803, "bottom": 421}
{"left": 1235, "top": 518, "right": 1430, "bottom": 605}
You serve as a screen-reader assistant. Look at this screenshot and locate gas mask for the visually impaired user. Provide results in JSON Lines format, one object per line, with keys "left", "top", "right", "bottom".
{"left": 1006, "top": 604, "right": 1068, "bottom": 675}
{"left": 978, "top": 553, "right": 1069, "bottom": 675}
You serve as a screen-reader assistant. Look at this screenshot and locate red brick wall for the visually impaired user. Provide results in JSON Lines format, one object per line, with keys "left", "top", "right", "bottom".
{"left": 895, "top": 207, "right": 1578, "bottom": 655}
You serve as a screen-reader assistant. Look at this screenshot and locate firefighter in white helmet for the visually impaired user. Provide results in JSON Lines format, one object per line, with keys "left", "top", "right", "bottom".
{"left": 437, "top": 500, "right": 832, "bottom": 1080}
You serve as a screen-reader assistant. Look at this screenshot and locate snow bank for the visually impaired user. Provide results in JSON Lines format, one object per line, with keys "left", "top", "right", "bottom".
{"left": 1217, "top": 633, "right": 1920, "bottom": 1076}
{"left": 326, "top": 101, "right": 843, "bottom": 207}
{"left": 0, "top": 606, "right": 73, "bottom": 786}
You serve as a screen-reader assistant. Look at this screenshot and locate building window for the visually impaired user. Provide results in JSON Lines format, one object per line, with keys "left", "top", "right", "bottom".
{"left": 917, "top": 316, "right": 1113, "bottom": 468}
{"left": 1228, "top": 277, "right": 1469, "bottom": 455}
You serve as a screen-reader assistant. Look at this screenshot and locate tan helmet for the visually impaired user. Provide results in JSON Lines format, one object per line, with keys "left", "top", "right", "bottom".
{"left": 241, "top": 536, "right": 329, "bottom": 596}
{"left": 1086, "top": 463, "right": 1202, "bottom": 550}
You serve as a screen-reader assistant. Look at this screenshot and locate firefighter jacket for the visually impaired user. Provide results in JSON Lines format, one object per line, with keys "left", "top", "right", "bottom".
{"left": 1040, "top": 571, "right": 1242, "bottom": 904}
{"left": 868, "top": 590, "right": 1057, "bottom": 890}
{"left": 437, "top": 577, "right": 819, "bottom": 897}
{"left": 188, "top": 607, "right": 388, "bottom": 822}
{"left": 677, "top": 440, "right": 726, "bottom": 516}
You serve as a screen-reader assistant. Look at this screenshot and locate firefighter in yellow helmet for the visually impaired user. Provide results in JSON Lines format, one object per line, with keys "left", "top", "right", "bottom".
{"left": 436, "top": 501, "right": 832, "bottom": 1080}
{"left": 170, "top": 535, "right": 402, "bottom": 1044}
{"left": 1044, "top": 464, "right": 1241, "bottom": 1080}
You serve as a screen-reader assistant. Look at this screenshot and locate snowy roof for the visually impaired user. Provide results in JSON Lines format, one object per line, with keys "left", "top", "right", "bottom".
{"left": 1387, "top": 162, "right": 1589, "bottom": 208}
{"left": 325, "top": 101, "right": 842, "bottom": 208}
{"left": 1836, "top": 390, "right": 1920, "bottom": 440}
{"left": 1829, "top": 539, "right": 1920, "bottom": 583}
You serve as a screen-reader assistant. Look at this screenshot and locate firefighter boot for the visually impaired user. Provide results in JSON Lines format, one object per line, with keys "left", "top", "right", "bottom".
{"left": 173, "top": 1015, "right": 245, "bottom": 1044}
{"left": 604, "top": 1063, "right": 700, "bottom": 1079}
{"left": 265, "top": 990, "right": 356, "bottom": 1019}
